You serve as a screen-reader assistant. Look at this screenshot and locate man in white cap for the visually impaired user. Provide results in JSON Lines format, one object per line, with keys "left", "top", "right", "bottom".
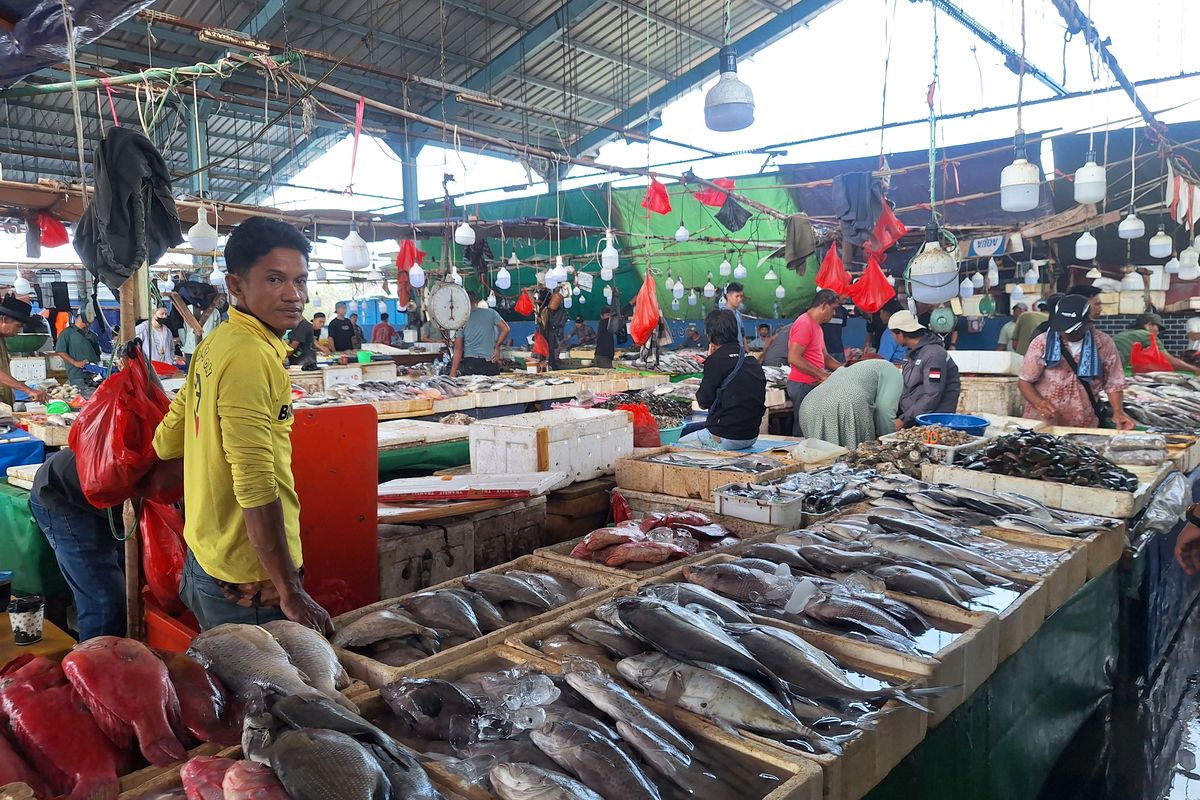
{"left": 889, "top": 310, "right": 960, "bottom": 429}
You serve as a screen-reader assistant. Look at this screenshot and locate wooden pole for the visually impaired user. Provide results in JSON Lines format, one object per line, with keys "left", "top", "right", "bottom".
{"left": 118, "top": 277, "right": 144, "bottom": 641}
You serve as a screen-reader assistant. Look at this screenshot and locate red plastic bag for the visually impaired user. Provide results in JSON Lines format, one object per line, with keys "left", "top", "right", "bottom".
{"left": 70, "top": 349, "right": 171, "bottom": 507}
{"left": 815, "top": 244, "right": 852, "bottom": 296}
{"left": 515, "top": 289, "right": 534, "bottom": 317}
{"left": 641, "top": 178, "right": 672, "bottom": 215}
{"left": 617, "top": 403, "right": 661, "bottom": 447}
{"left": 611, "top": 491, "right": 632, "bottom": 524}
{"left": 1131, "top": 335, "right": 1174, "bottom": 373}
{"left": 848, "top": 254, "right": 896, "bottom": 314}
{"left": 864, "top": 202, "right": 907, "bottom": 256}
{"left": 693, "top": 178, "right": 735, "bottom": 207}
{"left": 532, "top": 332, "right": 549, "bottom": 357}
{"left": 394, "top": 240, "right": 426, "bottom": 269}
{"left": 37, "top": 212, "right": 70, "bottom": 248}
{"left": 139, "top": 500, "right": 185, "bottom": 614}
{"left": 629, "top": 270, "right": 661, "bottom": 346}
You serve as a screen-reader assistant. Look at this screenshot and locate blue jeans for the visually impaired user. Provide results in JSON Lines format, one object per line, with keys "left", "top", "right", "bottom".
{"left": 180, "top": 550, "right": 286, "bottom": 631}
{"left": 28, "top": 497, "right": 126, "bottom": 641}
{"left": 679, "top": 429, "right": 759, "bottom": 451}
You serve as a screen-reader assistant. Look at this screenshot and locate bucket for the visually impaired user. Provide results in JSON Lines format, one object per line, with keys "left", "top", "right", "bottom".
{"left": 356, "top": 350, "right": 372, "bottom": 364}
{"left": 660, "top": 425, "right": 684, "bottom": 444}
{"left": 916, "top": 412, "right": 989, "bottom": 437}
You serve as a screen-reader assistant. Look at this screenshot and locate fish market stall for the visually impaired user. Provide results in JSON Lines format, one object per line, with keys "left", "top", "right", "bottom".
{"left": 615, "top": 447, "right": 804, "bottom": 503}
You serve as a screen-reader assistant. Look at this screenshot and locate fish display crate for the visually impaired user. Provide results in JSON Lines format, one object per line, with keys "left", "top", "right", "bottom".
{"left": 504, "top": 576, "right": 931, "bottom": 800}
{"left": 921, "top": 462, "right": 1172, "bottom": 519}
{"left": 614, "top": 487, "right": 788, "bottom": 538}
{"left": 1044, "top": 425, "right": 1199, "bottom": 473}
{"left": 334, "top": 554, "right": 636, "bottom": 688}
{"left": 877, "top": 431, "right": 985, "bottom": 464}
{"left": 615, "top": 446, "right": 804, "bottom": 502}
{"left": 469, "top": 408, "right": 634, "bottom": 483}
{"left": 714, "top": 482, "right": 808, "bottom": 529}
{"left": 373, "top": 397, "right": 436, "bottom": 415}
{"left": 26, "top": 421, "right": 71, "bottom": 447}
{"left": 957, "top": 375, "right": 1025, "bottom": 417}
{"left": 401, "top": 644, "right": 825, "bottom": 800}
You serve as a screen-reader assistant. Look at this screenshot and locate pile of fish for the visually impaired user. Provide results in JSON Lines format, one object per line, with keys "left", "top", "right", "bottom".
{"left": 590, "top": 389, "right": 692, "bottom": 430}
{"left": 843, "top": 438, "right": 938, "bottom": 478}
{"left": 889, "top": 425, "right": 977, "bottom": 447}
{"left": 570, "top": 512, "right": 739, "bottom": 568}
{"left": 639, "top": 450, "right": 789, "bottom": 474}
{"left": 1120, "top": 374, "right": 1200, "bottom": 433}
{"left": 377, "top": 658, "right": 782, "bottom": 800}
{"left": 532, "top": 591, "right": 938, "bottom": 754}
{"left": 331, "top": 570, "right": 603, "bottom": 667}
{"left": 762, "top": 365, "right": 791, "bottom": 388}
{"left": 296, "top": 377, "right": 467, "bottom": 407}
{"left": 626, "top": 351, "right": 706, "bottom": 374}
{"left": 959, "top": 430, "right": 1139, "bottom": 491}
{"left": 719, "top": 464, "right": 872, "bottom": 516}
{"left": 1065, "top": 432, "right": 1172, "bottom": 467}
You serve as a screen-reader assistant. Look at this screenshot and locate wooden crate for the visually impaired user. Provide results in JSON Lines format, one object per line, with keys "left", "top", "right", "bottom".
{"left": 616, "top": 446, "right": 803, "bottom": 502}
{"left": 374, "top": 397, "right": 436, "bottom": 415}
{"left": 957, "top": 376, "right": 1023, "bottom": 416}
{"left": 332, "top": 553, "right": 634, "bottom": 688}
{"left": 1119, "top": 290, "right": 1165, "bottom": 314}
{"left": 921, "top": 462, "right": 1169, "bottom": 519}
{"left": 544, "top": 477, "right": 615, "bottom": 544}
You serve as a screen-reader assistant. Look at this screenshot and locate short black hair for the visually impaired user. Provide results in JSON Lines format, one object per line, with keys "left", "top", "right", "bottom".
{"left": 757, "top": 323, "right": 770, "bottom": 333}
{"left": 350, "top": 313, "right": 358, "bottom": 319}
{"left": 380, "top": 313, "right": 389, "bottom": 321}
{"left": 809, "top": 289, "right": 840, "bottom": 309}
{"left": 575, "top": 315, "right": 584, "bottom": 322}
{"left": 335, "top": 301, "right": 347, "bottom": 310}
{"left": 705, "top": 309, "right": 740, "bottom": 345}
{"left": 726, "top": 282, "right": 745, "bottom": 294}
{"left": 222, "top": 217, "right": 311, "bottom": 276}
{"left": 313, "top": 312, "right": 326, "bottom": 321}
{"left": 881, "top": 298, "right": 904, "bottom": 315}
{"left": 1067, "top": 284, "right": 1102, "bottom": 298}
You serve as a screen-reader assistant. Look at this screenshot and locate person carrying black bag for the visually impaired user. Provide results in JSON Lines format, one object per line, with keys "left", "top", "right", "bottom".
{"left": 678, "top": 309, "right": 766, "bottom": 450}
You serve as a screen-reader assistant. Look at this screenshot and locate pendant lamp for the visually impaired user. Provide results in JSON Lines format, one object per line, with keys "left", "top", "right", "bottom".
{"left": 208, "top": 264, "right": 226, "bottom": 289}
{"left": 409, "top": 263, "right": 426, "bottom": 289}
{"left": 486, "top": 291, "right": 497, "bottom": 308}
{"left": 1074, "top": 150, "right": 1107, "bottom": 204}
{"left": 1075, "top": 231, "right": 1098, "bottom": 261}
{"left": 970, "top": 271, "right": 984, "bottom": 289}
{"left": 600, "top": 233, "right": 618, "bottom": 280}
{"left": 1180, "top": 240, "right": 1200, "bottom": 270}
{"left": 719, "top": 257, "right": 732, "bottom": 277}
{"left": 342, "top": 229, "right": 371, "bottom": 271}
{"left": 1150, "top": 225, "right": 1173, "bottom": 258}
{"left": 1181, "top": 260, "right": 1200, "bottom": 282}
{"left": 672, "top": 281, "right": 685, "bottom": 300}
{"left": 687, "top": 291, "right": 697, "bottom": 306}
{"left": 959, "top": 276, "right": 974, "bottom": 298}
{"left": 454, "top": 222, "right": 476, "bottom": 246}
{"left": 156, "top": 277, "right": 175, "bottom": 293}
{"left": 1086, "top": 267, "right": 1102, "bottom": 279}
{"left": 1166, "top": 257, "right": 1181, "bottom": 275}
{"left": 703, "top": 273, "right": 716, "bottom": 298}
{"left": 986, "top": 258, "right": 1000, "bottom": 287}
{"left": 603, "top": 285, "right": 613, "bottom": 302}
{"left": 704, "top": 46, "right": 755, "bottom": 132}
{"left": 563, "top": 295, "right": 573, "bottom": 309}
{"left": 675, "top": 223, "right": 690, "bottom": 243}
{"left": 1023, "top": 265, "right": 1039, "bottom": 285}
{"left": 763, "top": 266, "right": 778, "bottom": 281}
{"left": 671, "top": 298, "right": 680, "bottom": 311}
{"left": 908, "top": 224, "right": 959, "bottom": 305}
{"left": 1000, "top": 131, "right": 1040, "bottom": 212}
{"left": 774, "top": 284, "right": 786, "bottom": 300}
{"left": 1010, "top": 284, "right": 1026, "bottom": 303}
{"left": 733, "top": 261, "right": 748, "bottom": 279}
{"left": 188, "top": 206, "right": 219, "bottom": 254}
{"left": 1118, "top": 206, "right": 1145, "bottom": 240}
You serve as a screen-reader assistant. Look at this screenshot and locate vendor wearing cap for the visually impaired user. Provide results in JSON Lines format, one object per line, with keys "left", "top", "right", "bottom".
{"left": 0, "top": 297, "right": 48, "bottom": 404}
{"left": 570, "top": 315, "right": 596, "bottom": 347}
{"left": 890, "top": 310, "right": 960, "bottom": 429}
{"left": 1111, "top": 313, "right": 1199, "bottom": 375}
{"left": 1017, "top": 294, "right": 1134, "bottom": 429}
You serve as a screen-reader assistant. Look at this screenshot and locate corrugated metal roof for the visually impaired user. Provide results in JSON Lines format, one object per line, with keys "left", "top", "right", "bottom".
{"left": 1, "top": 0, "right": 840, "bottom": 203}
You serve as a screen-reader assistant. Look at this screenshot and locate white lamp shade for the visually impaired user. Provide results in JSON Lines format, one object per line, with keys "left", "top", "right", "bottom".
{"left": 1000, "top": 158, "right": 1040, "bottom": 212}
{"left": 704, "top": 47, "right": 754, "bottom": 132}
{"left": 671, "top": 298, "right": 680, "bottom": 311}
{"left": 1120, "top": 271, "right": 1144, "bottom": 291}
{"left": 563, "top": 295, "right": 573, "bottom": 309}
{"left": 959, "top": 277, "right": 974, "bottom": 298}
{"left": 342, "top": 230, "right": 371, "bottom": 271}
{"left": 208, "top": 264, "right": 226, "bottom": 289}
{"left": 495, "top": 266, "right": 512, "bottom": 290}
{"left": 573, "top": 285, "right": 581, "bottom": 296}
{"left": 1181, "top": 242, "right": 1200, "bottom": 269}
{"left": 1086, "top": 267, "right": 1103, "bottom": 279}
{"left": 11, "top": 277, "right": 32, "bottom": 295}
{"left": 1180, "top": 261, "right": 1200, "bottom": 281}
{"left": 1023, "top": 265, "right": 1039, "bottom": 284}
{"left": 733, "top": 262, "right": 748, "bottom": 279}
{"left": 603, "top": 286, "right": 613, "bottom": 301}
{"left": 774, "top": 284, "right": 786, "bottom": 299}
{"left": 508, "top": 252, "right": 520, "bottom": 266}
{"left": 1010, "top": 285, "right": 1026, "bottom": 303}
{"left": 187, "top": 206, "right": 220, "bottom": 254}
{"left": 1150, "top": 226, "right": 1173, "bottom": 258}
{"left": 454, "top": 222, "right": 476, "bottom": 246}
{"left": 674, "top": 225, "right": 690, "bottom": 243}
{"left": 1075, "top": 231, "right": 1098, "bottom": 261}
{"left": 601, "top": 266, "right": 614, "bottom": 282}
{"left": 909, "top": 241, "right": 960, "bottom": 305}
{"left": 549, "top": 257, "right": 569, "bottom": 284}
{"left": 601, "top": 239, "right": 619, "bottom": 271}
{"left": 409, "top": 263, "right": 426, "bottom": 288}
{"left": 1074, "top": 156, "right": 1107, "bottom": 204}
{"left": 986, "top": 258, "right": 1000, "bottom": 286}
{"left": 1118, "top": 209, "right": 1145, "bottom": 240}
{"left": 313, "top": 266, "right": 327, "bottom": 282}
{"left": 703, "top": 279, "right": 716, "bottom": 298}
{"left": 545, "top": 273, "right": 561, "bottom": 290}
{"left": 687, "top": 292, "right": 697, "bottom": 306}
{"left": 719, "top": 258, "right": 732, "bottom": 277}
{"left": 1166, "top": 257, "right": 1182, "bottom": 275}
{"left": 970, "top": 272, "right": 984, "bottom": 288}
{"left": 664, "top": 276, "right": 675, "bottom": 291}
{"left": 763, "top": 267, "right": 778, "bottom": 281}
{"left": 672, "top": 282, "right": 685, "bottom": 299}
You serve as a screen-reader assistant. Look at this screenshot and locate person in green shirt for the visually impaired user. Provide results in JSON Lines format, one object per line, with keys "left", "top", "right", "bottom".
{"left": 1111, "top": 313, "right": 1199, "bottom": 376}
{"left": 54, "top": 312, "right": 102, "bottom": 389}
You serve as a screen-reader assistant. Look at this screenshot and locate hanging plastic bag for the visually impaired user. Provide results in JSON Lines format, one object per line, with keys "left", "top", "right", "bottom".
{"left": 815, "top": 244, "right": 852, "bottom": 296}
{"left": 1130, "top": 335, "right": 1174, "bottom": 374}
{"left": 37, "top": 212, "right": 70, "bottom": 249}
{"left": 617, "top": 403, "right": 661, "bottom": 447}
{"left": 864, "top": 202, "right": 907, "bottom": 256}
{"left": 395, "top": 240, "right": 426, "bottom": 269}
{"left": 70, "top": 348, "right": 171, "bottom": 507}
{"left": 641, "top": 178, "right": 672, "bottom": 215}
{"left": 611, "top": 491, "right": 632, "bottom": 524}
{"left": 848, "top": 254, "right": 897, "bottom": 314}
{"left": 629, "top": 269, "right": 661, "bottom": 346}
{"left": 139, "top": 500, "right": 185, "bottom": 614}
{"left": 514, "top": 289, "right": 534, "bottom": 316}
{"left": 1135, "top": 471, "right": 1188, "bottom": 538}
{"left": 715, "top": 196, "right": 751, "bottom": 232}
{"left": 693, "top": 178, "right": 735, "bottom": 207}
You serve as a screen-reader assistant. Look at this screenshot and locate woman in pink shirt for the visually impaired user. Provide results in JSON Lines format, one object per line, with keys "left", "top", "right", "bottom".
{"left": 787, "top": 289, "right": 844, "bottom": 434}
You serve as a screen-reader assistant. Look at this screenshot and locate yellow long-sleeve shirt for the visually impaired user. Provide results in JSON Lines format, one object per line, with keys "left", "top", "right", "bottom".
{"left": 153, "top": 306, "right": 302, "bottom": 583}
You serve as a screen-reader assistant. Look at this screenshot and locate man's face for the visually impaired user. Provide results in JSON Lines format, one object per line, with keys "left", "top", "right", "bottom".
{"left": 1013, "top": 307, "right": 1024, "bottom": 321}
{"left": 313, "top": 317, "right": 324, "bottom": 332}
{"left": 350, "top": 315, "right": 358, "bottom": 324}
{"left": 1088, "top": 295, "right": 1103, "bottom": 317}
{"left": 225, "top": 247, "right": 308, "bottom": 336}
{"left": 727, "top": 291, "right": 744, "bottom": 309}
{"left": 75, "top": 315, "right": 89, "bottom": 329}
{"left": 758, "top": 326, "right": 769, "bottom": 338}
{"left": 815, "top": 303, "right": 837, "bottom": 325}
{"left": 335, "top": 306, "right": 346, "bottom": 318}
{"left": 0, "top": 317, "right": 21, "bottom": 337}
{"left": 1146, "top": 322, "right": 1161, "bottom": 335}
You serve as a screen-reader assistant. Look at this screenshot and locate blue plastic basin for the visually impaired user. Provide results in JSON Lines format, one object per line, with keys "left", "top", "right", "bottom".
{"left": 915, "top": 413, "right": 989, "bottom": 437}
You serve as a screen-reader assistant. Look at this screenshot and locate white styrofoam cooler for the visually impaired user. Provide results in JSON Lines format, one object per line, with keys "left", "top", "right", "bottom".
{"left": 9, "top": 357, "right": 46, "bottom": 383}
{"left": 469, "top": 408, "right": 633, "bottom": 482}
{"left": 948, "top": 350, "right": 1024, "bottom": 376}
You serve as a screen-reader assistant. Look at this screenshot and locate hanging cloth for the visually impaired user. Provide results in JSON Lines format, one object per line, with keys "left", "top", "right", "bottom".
{"left": 693, "top": 178, "right": 735, "bottom": 207}
{"left": 642, "top": 178, "right": 672, "bottom": 215}
{"left": 715, "top": 196, "right": 751, "bottom": 232}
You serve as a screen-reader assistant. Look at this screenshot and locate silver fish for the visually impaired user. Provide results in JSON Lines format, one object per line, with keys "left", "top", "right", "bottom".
{"left": 463, "top": 572, "right": 558, "bottom": 610}
{"left": 567, "top": 619, "right": 644, "bottom": 658}
{"left": 490, "top": 762, "right": 603, "bottom": 800}
{"left": 614, "top": 721, "right": 736, "bottom": 800}
{"left": 562, "top": 659, "right": 692, "bottom": 752}
{"left": 400, "top": 591, "right": 483, "bottom": 639}
{"left": 332, "top": 609, "right": 440, "bottom": 651}
{"left": 188, "top": 623, "right": 320, "bottom": 700}
{"left": 261, "top": 620, "right": 355, "bottom": 711}
{"left": 529, "top": 720, "right": 660, "bottom": 800}
{"left": 637, "top": 582, "right": 752, "bottom": 624}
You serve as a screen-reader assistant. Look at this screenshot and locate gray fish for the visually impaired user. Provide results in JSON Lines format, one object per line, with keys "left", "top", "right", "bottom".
{"left": 872, "top": 565, "right": 970, "bottom": 607}
{"left": 529, "top": 720, "right": 660, "bottom": 800}
{"left": 567, "top": 619, "right": 644, "bottom": 658}
{"left": 262, "top": 620, "right": 356, "bottom": 711}
{"left": 740, "top": 542, "right": 821, "bottom": 572}
{"left": 332, "top": 609, "right": 441, "bottom": 651}
{"left": 368, "top": 639, "right": 434, "bottom": 667}
{"left": 444, "top": 588, "right": 511, "bottom": 632}
{"left": 490, "top": 762, "right": 603, "bottom": 800}
{"left": 540, "top": 635, "right": 617, "bottom": 671}
{"left": 804, "top": 592, "right": 915, "bottom": 641}
{"left": 680, "top": 562, "right": 800, "bottom": 607}
{"left": 269, "top": 728, "right": 441, "bottom": 800}
{"left": 400, "top": 591, "right": 483, "bottom": 639}
{"left": 562, "top": 659, "right": 692, "bottom": 753}
{"left": 796, "top": 544, "right": 890, "bottom": 573}
{"left": 269, "top": 693, "right": 410, "bottom": 764}
{"left": 543, "top": 703, "right": 620, "bottom": 741}
{"left": 731, "top": 557, "right": 791, "bottom": 574}
{"left": 463, "top": 572, "right": 557, "bottom": 610}
{"left": 869, "top": 534, "right": 972, "bottom": 571}
{"left": 505, "top": 571, "right": 578, "bottom": 605}
{"left": 614, "top": 721, "right": 736, "bottom": 800}
{"left": 381, "top": 677, "right": 484, "bottom": 748}
{"left": 188, "top": 623, "right": 320, "bottom": 700}
{"left": 638, "top": 582, "right": 753, "bottom": 624}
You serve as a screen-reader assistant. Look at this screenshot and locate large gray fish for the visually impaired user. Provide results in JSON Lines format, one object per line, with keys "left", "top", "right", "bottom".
{"left": 529, "top": 720, "right": 660, "bottom": 800}
{"left": 381, "top": 677, "right": 484, "bottom": 748}
{"left": 868, "top": 534, "right": 975, "bottom": 571}
{"left": 368, "top": 639, "right": 434, "bottom": 667}
{"left": 269, "top": 693, "right": 411, "bottom": 764}
{"left": 614, "top": 721, "right": 737, "bottom": 800}
{"left": 567, "top": 619, "right": 644, "bottom": 658}
{"left": 444, "top": 588, "right": 509, "bottom": 632}
{"left": 872, "top": 565, "right": 970, "bottom": 607}
{"left": 739, "top": 543, "right": 821, "bottom": 572}
{"left": 261, "top": 620, "right": 356, "bottom": 711}
{"left": 269, "top": 728, "right": 442, "bottom": 800}
{"left": 490, "top": 762, "right": 603, "bottom": 800}
{"left": 331, "top": 609, "right": 440, "bottom": 652}
{"left": 463, "top": 572, "right": 558, "bottom": 610}
{"left": 795, "top": 544, "right": 891, "bottom": 573}
{"left": 803, "top": 592, "right": 915, "bottom": 642}
{"left": 680, "top": 563, "right": 800, "bottom": 607}
{"left": 188, "top": 623, "right": 320, "bottom": 700}
{"left": 638, "top": 582, "right": 753, "bottom": 624}
{"left": 561, "top": 658, "right": 692, "bottom": 752}
{"left": 542, "top": 703, "right": 620, "bottom": 741}
{"left": 505, "top": 571, "right": 578, "bottom": 605}
{"left": 400, "top": 591, "right": 483, "bottom": 639}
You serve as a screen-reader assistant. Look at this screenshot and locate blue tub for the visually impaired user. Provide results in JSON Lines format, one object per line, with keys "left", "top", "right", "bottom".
{"left": 916, "top": 413, "right": 990, "bottom": 437}
{"left": 660, "top": 425, "right": 684, "bottom": 444}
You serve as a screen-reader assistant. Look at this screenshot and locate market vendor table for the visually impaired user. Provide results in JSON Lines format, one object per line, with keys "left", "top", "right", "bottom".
{"left": 0, "top": 483, "right": 66, "bottom": 598}
{"left": 0, "top": 616, "right": 74, "bottom": 664}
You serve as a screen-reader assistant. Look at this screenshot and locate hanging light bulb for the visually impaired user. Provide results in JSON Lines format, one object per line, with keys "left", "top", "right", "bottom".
{"left": 908, "top": 224, "right": 960, "bottom": 305}
{"left": 313, "top": 265, "right": 327, "bottom": 282}
{"left": 1086, "top": 266, "right": 1103, "bottom": 279}
{"left": 672, "top": 281, "right": 685, "bottom": 300}
{"left": 970, "top": 271, "right": 984, "bottom": 289}
{"left": 1120, "top": 270, "right": 1144, "bottom": 291}
{"left": 774, "top": 283, "right": 786, "bottom": 300}
{"left": 564, "top": 295, "right": 573, "bottom": 309}
{"left": 550, "top": 256, "right": 569, "bottom": 284}
{"left": 1166, "top": 257, "right": 1181, "bottom": 275}
{"left": 208, "top": 264, "right": 227, "bottom": 290}
{"left": 1010, "top": 284, "right": 1026, "bottom": 303}
{"left": 664, "top": 273, "right": 675, "bottom": 292}
{"left": 960, "top": 276, "right": 974, "bottom": 298}
{"left": 573, "top": 284, "right": 581, "bottom": 296}
{"left": 453, "top": 221, "right": 476, "bottom": 246}
{"left": 1074, "top": 150, "right": 1107, "bottom": 204}
{"left": 986, "top": 257, "right": 1000, "bottom": 287}
{"left": 1150, "top": 225, "right": 1173, "bottom": 258}
{"left": 187, "top": 205, "right": 219, "bottom": 254}
{"left": 704, "top": 46, "right": 755, "bottom": 131}
{"left": 1023, "top": 264, "right": 1039, "bottom": 285}
{"left": 1000, "top": 131, "right": 1040, "bottom": 213}
{"left": 342, "top": 229, "right": 371, "bottom": 271}
{"left": 603, "top": 285, "right": 613, "bottom": 302}
{"left": 1180, "top": 240, "right": 1200, "bottom": 270}
{"left": 719, "top": 257, "right": 732, "bottom": 277}
{"left": 409, "top": 262, "right": 426, "bottom": 289}
{"left": 486, "top": 290, "right": 497, "bottom": 308}
{"left": 733, "top": 261, "right": 748, "bottom": 280}
{"left": 671, "top": 298, "right": 680, "bottom": 311}
{"left": 600, "top": 232, "right": 618, "bottom": 280}
{"left": 1118, "top": 206, "right": 1145, "bottom": 239}
{"left": 156, "top": 276, "right": 175, "bottom": 293}
{"left": 674, "top": 223, "right": 690, "bottom": 243}
{"left": 703, "top": 273, "right": 716, "bottom": 298}
{"left": 687, "top": 291, "right": 697, "bottom": 306}
{"left": 1075, "top": 231, "right": 1098, "bottom": 261}
{"left": 763, "top": 266, "right": 778, "bottom": 281}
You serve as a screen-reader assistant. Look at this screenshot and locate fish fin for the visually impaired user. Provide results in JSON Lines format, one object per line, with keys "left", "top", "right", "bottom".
{"left": 140, "top": 733, "right": 189, "bottom": 766}
{"left": 662, "top": 669, "right": 686, "bottom": 728}
{"left": 330, "top": 690, "right": 360, "bottom": 714}
{"left": 67, "top": 775, "right": 119, "bottom": 800}
{"left": 334, "top": 664, "right": 352, "bottom": 691}
{"left": 72, "top": 691, "right": 132, "bottom": 749}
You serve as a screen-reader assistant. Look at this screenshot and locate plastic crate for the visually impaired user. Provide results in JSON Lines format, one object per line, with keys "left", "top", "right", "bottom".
{"left": 714, "top": 482, "right": 806, "bottom": 527}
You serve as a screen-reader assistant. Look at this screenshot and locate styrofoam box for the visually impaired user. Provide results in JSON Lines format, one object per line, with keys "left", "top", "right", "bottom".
{"left": 362, "top": 362, "right": 399, "bottom": 381}
{"left": 947, "top": 350, "right": 1024, "bottom": 376}
{"left": 9, "top": 357, "right": 46, "bottom": 383}
{"left": 322, "top": 364, "right": 363, "bottom": 387}
{"left": 469, "top": 407, "right": 633, "bottom": 483}
{"left": 714, "top": 482, "right": 806, "bottom": 527}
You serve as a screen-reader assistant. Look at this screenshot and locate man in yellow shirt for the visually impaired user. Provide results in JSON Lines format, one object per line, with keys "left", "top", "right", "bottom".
{"left": 153, "top": 218, "right": 331, "bottom": 633}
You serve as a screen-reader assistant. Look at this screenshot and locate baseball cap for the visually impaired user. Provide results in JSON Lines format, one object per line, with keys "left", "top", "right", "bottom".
{"left": 1051, "top": 294, "right": 1090, "bottom": 334}
{"left": 887, "top": 310, "right": 925, "bottom": 334}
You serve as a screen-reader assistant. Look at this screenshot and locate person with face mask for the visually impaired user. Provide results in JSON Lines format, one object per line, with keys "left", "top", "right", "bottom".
{"left": 152, "top": 218, "right": 332, "bottom": 633}
{"left": 135, "top": 306, "right": 176, "bottom": 365}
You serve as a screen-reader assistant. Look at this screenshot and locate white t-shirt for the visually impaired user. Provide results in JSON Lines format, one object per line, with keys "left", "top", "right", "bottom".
{"left": 1187, "top": 317, "right": 1200, "bottom": 351}
{"left": 135, "top": 320, "right": 174, "bottom": 363}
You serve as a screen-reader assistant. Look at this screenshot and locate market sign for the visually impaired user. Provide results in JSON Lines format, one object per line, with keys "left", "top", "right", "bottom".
{"left": 576, "top": 272, "right": 594, "bottom": 292}
{"left": 961, "top": 235, "right": 1010, "bottom": 258}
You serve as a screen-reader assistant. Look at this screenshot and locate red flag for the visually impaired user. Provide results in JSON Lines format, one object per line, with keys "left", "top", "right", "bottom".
{"left": 395, "top": 240, "right": 427, "bottom": 270}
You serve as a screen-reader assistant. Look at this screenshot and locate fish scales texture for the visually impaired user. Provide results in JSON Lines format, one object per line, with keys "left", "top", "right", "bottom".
{"left": 269, "top": 728, "right": 392, "bottom": 800}
{"left": 62, "top": 636, "right": 188, "bottom": 765}
{"left": 529, "top": 720, "right": 660, "bottom": 800}
{"left": 188, "top": 624, "right": 319, "bottom": 700}
{"left": 490, "top": 762, "right": 603, "bottom": 800}
{"left": 262, "top": 620, "right": 356, "bottom": 711}
{"left": 180, "top": 756, "right": 237, "bottom": 800}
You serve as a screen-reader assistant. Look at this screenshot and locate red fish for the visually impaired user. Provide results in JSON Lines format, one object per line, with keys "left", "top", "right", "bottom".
{"left": 0, "top": 732, "right": 50, "bottom": 799}
{"left": 63, "top": 637, "right": 188, "bottom": 766}
{"left": 661, "top": 511, "right": 714, "bottom": 527}
{"left": 156, "top": 650, "right": 241, "bottom": 746}
{"left": 180, "top": 756, "right": 237, "bottom": 800}
{"left": 638, "top": 512, "right": 668, "bottom": 532}
{"left": 0, "top": 656, "right": 67, "bottom": 730}
{"left": 222, "top": 760, "right": 290, "bottom": 799}
{"left": 584, "top": 527, "right": 646, "bottom": 551}
{"left": 602, "top": 540, "right": 688, "bottom": 566}
{"left": 3, "top": 682, "right": 130, "bottom": 800}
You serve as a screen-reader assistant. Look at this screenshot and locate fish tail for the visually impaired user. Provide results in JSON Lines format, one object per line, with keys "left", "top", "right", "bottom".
{"left": 140, "top": 732, "right": 189, "bottom": 766}
{"left": 329, "top": 690, "right": 360, "bottom": 714}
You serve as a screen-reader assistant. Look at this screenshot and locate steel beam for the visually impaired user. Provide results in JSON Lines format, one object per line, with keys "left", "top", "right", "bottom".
{"left": 565, "top": 39, "right": 675, "bottom": 82}
{"left": 383, "top": 136, "right": 424, "bottom": 222}
{"left": 197, "top": 0, "right": 291, "bottom": 113}
{"left": 601, "top": 0, "right": 723, "bottom": 48}
{"left": 570, "top": 0, "right": 844, "bottom": 156}
{"left": 234, "top": 130, "right": 341, "bottom": 204}
{"left": 440, "top": 0, "right": 532, "bottom": 31}
{"left": 285, "top": 10, "right": 484, "bottom": 69}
